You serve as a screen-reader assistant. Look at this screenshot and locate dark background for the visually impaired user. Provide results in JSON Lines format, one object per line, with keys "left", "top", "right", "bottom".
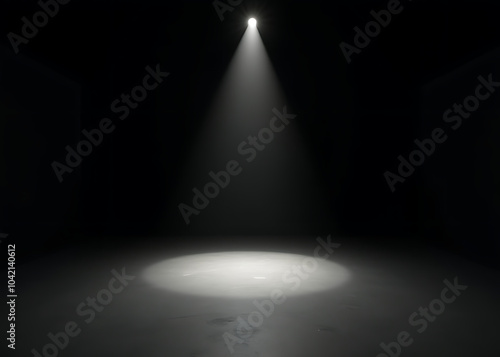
{"left": 0, "top": 0, "right": 499, "bottom": 266}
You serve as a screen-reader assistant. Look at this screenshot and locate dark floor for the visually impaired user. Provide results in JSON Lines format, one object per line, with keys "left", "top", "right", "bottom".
{"left": 16, "top": 236, "right": 500, "bottom": 357}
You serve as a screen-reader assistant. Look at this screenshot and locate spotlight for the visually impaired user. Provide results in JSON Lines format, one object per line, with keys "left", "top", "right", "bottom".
{"left": 248, "top": 18, "right": 257, "bottom": 27}
{"left": 143, "top": 251, "right": 350, "bottom": 298}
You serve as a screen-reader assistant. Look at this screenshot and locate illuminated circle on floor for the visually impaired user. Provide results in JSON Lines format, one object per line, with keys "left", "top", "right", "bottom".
{"left": 142, "top": 251, "right": 350, "bottom": 298}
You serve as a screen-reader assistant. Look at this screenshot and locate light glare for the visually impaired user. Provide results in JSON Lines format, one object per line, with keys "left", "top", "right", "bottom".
{"left": 143, "top": 251, "right": 350, "bottom": 298}
{"left": 248, "top": 18, "right": 257, "bottom": 27}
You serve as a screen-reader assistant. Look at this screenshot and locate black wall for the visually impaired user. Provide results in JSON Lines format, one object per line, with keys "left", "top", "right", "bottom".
{"left": 1, "top": 0, "right": 499, "bottom": 266}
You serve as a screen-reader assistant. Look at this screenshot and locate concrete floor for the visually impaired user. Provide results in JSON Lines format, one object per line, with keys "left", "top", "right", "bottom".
{"left": 16, "top": 237, "right": 500, "bottom": 357}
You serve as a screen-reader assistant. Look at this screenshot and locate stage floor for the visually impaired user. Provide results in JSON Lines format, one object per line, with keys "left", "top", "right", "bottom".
{"left": 16, "top": 237, "right": 500, "bottom": 357}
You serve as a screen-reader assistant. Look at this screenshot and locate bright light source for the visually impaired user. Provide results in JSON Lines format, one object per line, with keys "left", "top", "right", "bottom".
{"left": 248, "top": 18, "right": 257, "bottom": 27}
